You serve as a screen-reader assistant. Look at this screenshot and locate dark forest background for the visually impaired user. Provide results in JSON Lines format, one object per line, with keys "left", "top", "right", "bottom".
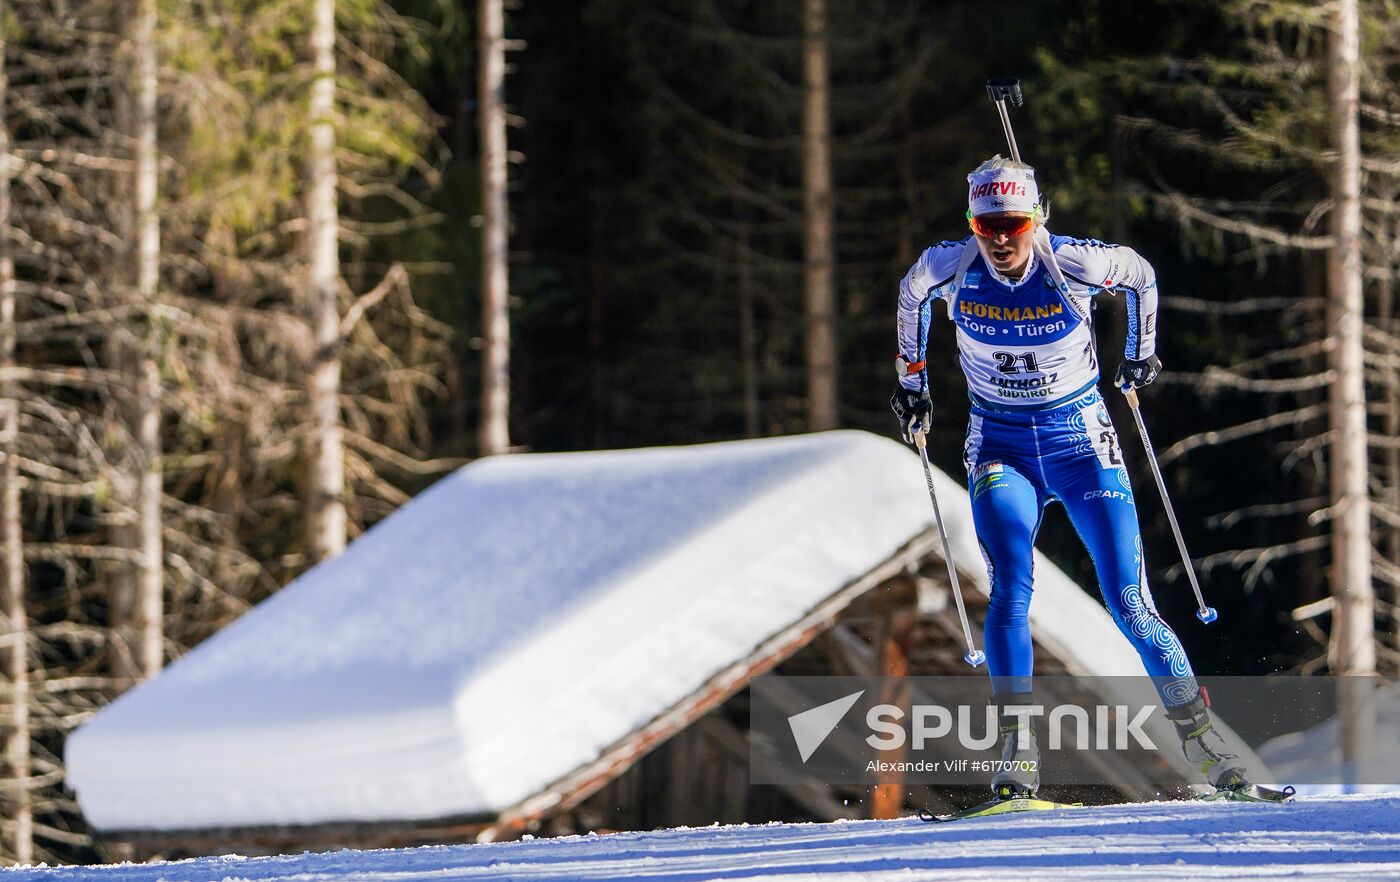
{"left": 406, "top": 0, "right": 1341, "bottom": 677}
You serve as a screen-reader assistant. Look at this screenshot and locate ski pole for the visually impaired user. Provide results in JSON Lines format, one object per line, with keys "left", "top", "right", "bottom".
{"left": 913, "top": 427, "right": 986, "bottom": 666}
{"left": 985, "top": 78, "right": 1024, "bottom": 163}
{"left": 1121, "top": 388, "right": 1218, "bottom": 624}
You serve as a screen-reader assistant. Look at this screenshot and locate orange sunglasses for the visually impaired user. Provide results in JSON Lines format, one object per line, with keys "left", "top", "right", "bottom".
{"left": 966, "top": 206, "right": 1040, "bottom": 240}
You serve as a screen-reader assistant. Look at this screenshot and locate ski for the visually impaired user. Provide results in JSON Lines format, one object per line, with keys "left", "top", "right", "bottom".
{"left": 922, "top": 784, "right": 1294, "bottom": 823}
{"left": 1198, "top": 783, "right": 1296, "bottom": 804}
{"left": 918, "top": 796, "right": 1081, "bottom": 823}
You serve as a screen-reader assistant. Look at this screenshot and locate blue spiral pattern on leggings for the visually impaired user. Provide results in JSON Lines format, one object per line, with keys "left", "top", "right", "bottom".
{"left": 1115, "top": 466, "right": 1133, "bottom": 491}
{"left": 1121, "top": 582, "right": 1191, "bottom": 677}
{"left": 1066, "top": 409, "right": 1096, "bottom": 458}
{"left": 1161, "top": 677, "right": 1199, "bottom": 707}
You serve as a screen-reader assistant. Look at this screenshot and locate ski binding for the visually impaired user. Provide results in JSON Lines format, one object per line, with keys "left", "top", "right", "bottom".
{"left": 919, "top": 794, "right": 1080, "bottom": 823}
{"left": 1199, "top": 783, "right": 1296, "bottom": 803}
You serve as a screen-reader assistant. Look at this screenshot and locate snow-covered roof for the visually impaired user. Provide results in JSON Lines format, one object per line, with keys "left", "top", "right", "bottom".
{"left": 66, "top": 430, "right": 1149, "bottom": 833}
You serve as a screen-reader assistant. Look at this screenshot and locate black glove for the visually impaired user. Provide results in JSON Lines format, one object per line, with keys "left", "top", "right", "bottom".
{"left": 890, "top": 387, "right": 932, "bottom": 444}
{"left": 1115, "top": 354, "right": 1162, "bottom": 390}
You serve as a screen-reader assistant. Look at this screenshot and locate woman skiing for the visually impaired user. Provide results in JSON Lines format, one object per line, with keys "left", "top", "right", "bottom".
{"left": 890, "top": 156, "right": 1257, "bottom": 800}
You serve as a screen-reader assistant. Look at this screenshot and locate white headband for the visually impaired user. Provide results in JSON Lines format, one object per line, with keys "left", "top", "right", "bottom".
{"left": 967, "top": 163, "right": 1040, "bottom": 216}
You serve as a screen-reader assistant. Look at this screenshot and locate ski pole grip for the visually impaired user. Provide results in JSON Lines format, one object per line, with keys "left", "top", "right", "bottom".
{"left": 986, "top": 78, "right": 1023, "bottom": 107}
{"left": 914, "top": 428, "right": 927, "bottom": 450}
{"left": 1122, "top": 387, "right": 1140, "bottom": 410}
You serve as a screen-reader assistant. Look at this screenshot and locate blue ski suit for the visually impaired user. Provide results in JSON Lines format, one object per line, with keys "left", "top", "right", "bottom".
{"left": 896, "top": 231, "right": 1199, "bottom": 707}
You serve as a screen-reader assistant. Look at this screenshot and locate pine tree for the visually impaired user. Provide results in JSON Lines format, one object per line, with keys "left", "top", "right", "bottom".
{"left": 1095, "top": 0, "right": 1391, "bottom": 674}
{"left": 588, "top": 0, "right": 974, "bottom": 444}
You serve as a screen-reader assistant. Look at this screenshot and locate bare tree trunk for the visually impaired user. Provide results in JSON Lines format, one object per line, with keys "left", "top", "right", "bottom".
{"left": 1327, "top": 0, "right": 1375, "bottom": 771}
{"left": 132, "top": 0, "right": 163, "bottom": 678}
{"left": 0, "top": 31, "right": 32, "bottom": 863}
{"left": 801, "top": 0, "right": 837, "bottom": 431}
{"left": 738, "top": 223, "right": 760, "bottom": 438}
{"left": 477, "top": 0, "right": 511, "bottom": 456}
{"left": 1327, "top": 0, "right": 1375, "bottom": 675}
{"left": 307, "top": 0, "right": 346, "bottom": 561}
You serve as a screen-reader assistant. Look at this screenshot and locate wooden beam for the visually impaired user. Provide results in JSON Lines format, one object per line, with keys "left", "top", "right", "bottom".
{"left": 870, "top": 609, "right": 915, "bottom": 820}
{"left": 820, "top": 622, "right": 877, "bottom": 676}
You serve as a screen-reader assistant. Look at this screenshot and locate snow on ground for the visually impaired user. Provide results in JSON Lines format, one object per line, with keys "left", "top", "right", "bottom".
{"left": 7, "top": 794, "right": 1400, "bottom": 881}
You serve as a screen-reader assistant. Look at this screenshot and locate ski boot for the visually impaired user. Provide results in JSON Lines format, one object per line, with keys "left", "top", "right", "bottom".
{"left": 1166, "top": 690, "right": 1293, "bottom": 803}
{"left": 990, "top": 691, "right": 1040, "bottom": 799}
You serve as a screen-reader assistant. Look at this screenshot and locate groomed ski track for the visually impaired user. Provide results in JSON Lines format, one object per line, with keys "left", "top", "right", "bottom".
{"left": 7, "top": 794, "right": 1399, "bottom": 881}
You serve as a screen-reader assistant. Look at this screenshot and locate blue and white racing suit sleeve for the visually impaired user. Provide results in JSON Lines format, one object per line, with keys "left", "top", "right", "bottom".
{"left": 1053, "top": 239, "right": 1160, "bottom": 361}
{"left": 896, "top": 241, "right": 967, "bottom": 393}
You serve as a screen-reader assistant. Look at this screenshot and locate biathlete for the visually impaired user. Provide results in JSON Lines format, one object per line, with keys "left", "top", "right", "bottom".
{"left": 891, "top": 156, "right": 1254, "bottom": 799}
